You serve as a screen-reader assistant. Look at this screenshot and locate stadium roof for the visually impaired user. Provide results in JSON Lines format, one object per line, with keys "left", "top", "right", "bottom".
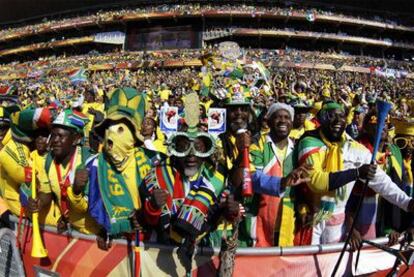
{"left": 0, "top": 0, "right": 413, "bottom": 26}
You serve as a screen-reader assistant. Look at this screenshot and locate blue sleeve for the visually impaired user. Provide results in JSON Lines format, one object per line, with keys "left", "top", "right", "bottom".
{"left": 328, "top": 169, "right": 358, "bottom": 191}
{"left": 252, "top": 170, "right": 284, "bottom": 197}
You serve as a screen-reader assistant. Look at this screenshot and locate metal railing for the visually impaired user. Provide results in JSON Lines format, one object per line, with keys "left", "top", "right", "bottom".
{"left": 0, "top": 228, "right": 25, "bottom": 277}
{"left": 8, "top": 215, "right": 390, "bottom": 257}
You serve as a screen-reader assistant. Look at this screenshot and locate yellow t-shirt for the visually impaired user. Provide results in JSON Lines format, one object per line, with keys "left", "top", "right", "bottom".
{"left": 159, "top": 89, "right": 172, "bottom": 101}
{"left": 0, "top": 130, "right": 11, "bottom": 150}
{"left": 32, "top": 151, "right": 61, "bottom": 226}
{"left": 38, "top": 147, "right": 99, "bottom": 234}
{"left": 0, "top": 140, "right": 30, "bottom": 215}
{"left": 275, "top": 140, "right": 288, "bottom": 170}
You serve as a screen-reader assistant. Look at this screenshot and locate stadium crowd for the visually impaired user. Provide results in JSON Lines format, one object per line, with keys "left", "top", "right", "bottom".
{"left": 1, "top": 3, "right": 412, "bottom": 43}
{"left": 2, "top": 47, "right": 414, "bottom": 80}
{"left": 0, "top": 44, "right": 414, "bottom": 262}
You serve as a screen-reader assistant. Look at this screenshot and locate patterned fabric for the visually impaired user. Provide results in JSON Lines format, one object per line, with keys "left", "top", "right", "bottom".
{"left": 242, "top": 134, "right": 295, "bottom": 247}
{"left": 88, "top": 148, "right": 159, "bottom": 235}
{"left": 348, "top": 138, "right": 405, "bottom": 239}
{"left": 296, "top": 130, "right": 413, "bottom": 245}
{"left": 142, "top": 161, "right": 225, "bottom": 243}
{"left": 53, "top": 109, "right": 89, "bottom": 134}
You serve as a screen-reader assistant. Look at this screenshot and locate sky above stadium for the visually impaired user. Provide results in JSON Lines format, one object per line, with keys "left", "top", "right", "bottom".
{"left": 0, "top": 0, "right": 413, "bottom": 25}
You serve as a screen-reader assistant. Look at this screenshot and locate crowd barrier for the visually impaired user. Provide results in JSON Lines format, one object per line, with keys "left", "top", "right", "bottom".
{"left": 6, "top": 216, "right": 414, "bottom": 277}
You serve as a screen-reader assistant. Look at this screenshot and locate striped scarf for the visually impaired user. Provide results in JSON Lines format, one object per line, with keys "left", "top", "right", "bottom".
{"left": 143, "top": 162, "right": 225, "bottom": 242}
{"left": 88, "top": 148, "right": 159, "bottom": 235}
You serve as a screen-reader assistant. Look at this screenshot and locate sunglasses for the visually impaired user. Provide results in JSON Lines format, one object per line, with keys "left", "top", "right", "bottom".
{"left": 393, "top": 137, "right": 414, "bottom": 149}
{"left": 167, "top": 132, "right": 216, "bottom": 158}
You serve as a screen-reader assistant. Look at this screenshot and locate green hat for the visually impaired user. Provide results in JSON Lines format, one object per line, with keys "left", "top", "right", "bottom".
{"left": 11, "top": 107, "right": 54, "bottom": 143}
{"left": 321, "top": 102, "right": 344, "bottom": 112}
{"left": 52, "top": 109, "right": 89, "bottom": 134}
{"left": 95, "top": 87, "right": 147, "bottom": 142}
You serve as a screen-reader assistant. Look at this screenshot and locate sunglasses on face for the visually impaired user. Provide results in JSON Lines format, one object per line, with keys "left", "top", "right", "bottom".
{"left": 394, "top": 137, "right": 414, "bottom": 149}
{"left": 167, "top": 132, "right": 216, "bottom": 158}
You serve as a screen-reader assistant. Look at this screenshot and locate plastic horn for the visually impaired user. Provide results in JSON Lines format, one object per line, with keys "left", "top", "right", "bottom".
{"left": 31, "top": 158, "right": 48, "bottom": 258}
{"left": 331, "top": 100, "right": 392, "bottom": 276}
{"left": 370, "top": 100, "right": 392, "bottom": 163}
{"left": 237, "top": 129, "right": 253, "bottom": 197}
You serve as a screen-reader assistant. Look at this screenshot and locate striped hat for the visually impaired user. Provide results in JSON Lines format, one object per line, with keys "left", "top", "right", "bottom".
{"left": 52, "top": 109, "right": 89, "bottom": 134}
{"left": 95, "top": 87, "right": 147, "bottom": 142}
{"left": 11, "top": 107, "right": 54, "bottom": 143}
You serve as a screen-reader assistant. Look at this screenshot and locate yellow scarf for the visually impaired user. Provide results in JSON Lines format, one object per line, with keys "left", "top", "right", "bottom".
{"left": 320, "top": 131, "right": 345, "bottom": 172}
{"left": 404, "top": 158, "right": 413, "bottom": 186}
{"left": 319, "top": 131, "right": 347, "bottom": 202}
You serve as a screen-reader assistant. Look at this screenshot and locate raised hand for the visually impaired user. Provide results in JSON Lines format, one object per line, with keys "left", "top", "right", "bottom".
{"left": 282, "top": 164, "right": 313, "bottom": 187}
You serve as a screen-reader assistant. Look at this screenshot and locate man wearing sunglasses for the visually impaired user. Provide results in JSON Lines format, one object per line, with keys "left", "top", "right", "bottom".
{"left": 141, "top": 129, "right": 227, "bottom": 247}
{"left": 295, "top": 102, "right": 414, "bottom": 245}
{"left": 140, "top": 93, "right": 230, "bottom": 248}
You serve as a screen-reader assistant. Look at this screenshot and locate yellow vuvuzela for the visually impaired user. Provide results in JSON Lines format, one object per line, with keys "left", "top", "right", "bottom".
{"left": 31, "top": 158, "right": 48, "bottom": 258}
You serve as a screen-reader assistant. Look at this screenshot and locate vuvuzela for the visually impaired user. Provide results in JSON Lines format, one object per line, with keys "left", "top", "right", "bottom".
{"left": 31, "top": 157, "right": 48, "bottom": 258}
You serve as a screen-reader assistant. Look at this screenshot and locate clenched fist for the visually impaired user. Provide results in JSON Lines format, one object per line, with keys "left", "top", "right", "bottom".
{"left": 27, "top": 197, "right": 40, "bottom": 213}
{"left": 73, "top": 168, "right": 89, "bottom": 195}
{"left": 236, "top": 130, "right": 251, "bottom": 152}
{"left": 150, "top": 189, "right": 169, "bottom": 209}
{"left": 358, "top": 164, "right": 377, "bottom": 181}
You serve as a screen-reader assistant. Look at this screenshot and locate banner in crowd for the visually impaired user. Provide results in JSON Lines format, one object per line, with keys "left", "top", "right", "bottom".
{"left": 94, "top": 32, "right": 126, "bottom": 45}
{"left": 208, "top": 108, "right": 226, "bottom": 135}
{"left": 370, "top": 66, "right": 408, "bottom": 78}
{"left": 160, "top": 106, "right": 179, "bottom": 133}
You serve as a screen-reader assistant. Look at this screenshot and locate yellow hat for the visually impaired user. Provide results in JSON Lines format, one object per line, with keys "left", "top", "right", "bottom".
{"left": 391, "top": 118, "right": 414, "bottom": 136}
